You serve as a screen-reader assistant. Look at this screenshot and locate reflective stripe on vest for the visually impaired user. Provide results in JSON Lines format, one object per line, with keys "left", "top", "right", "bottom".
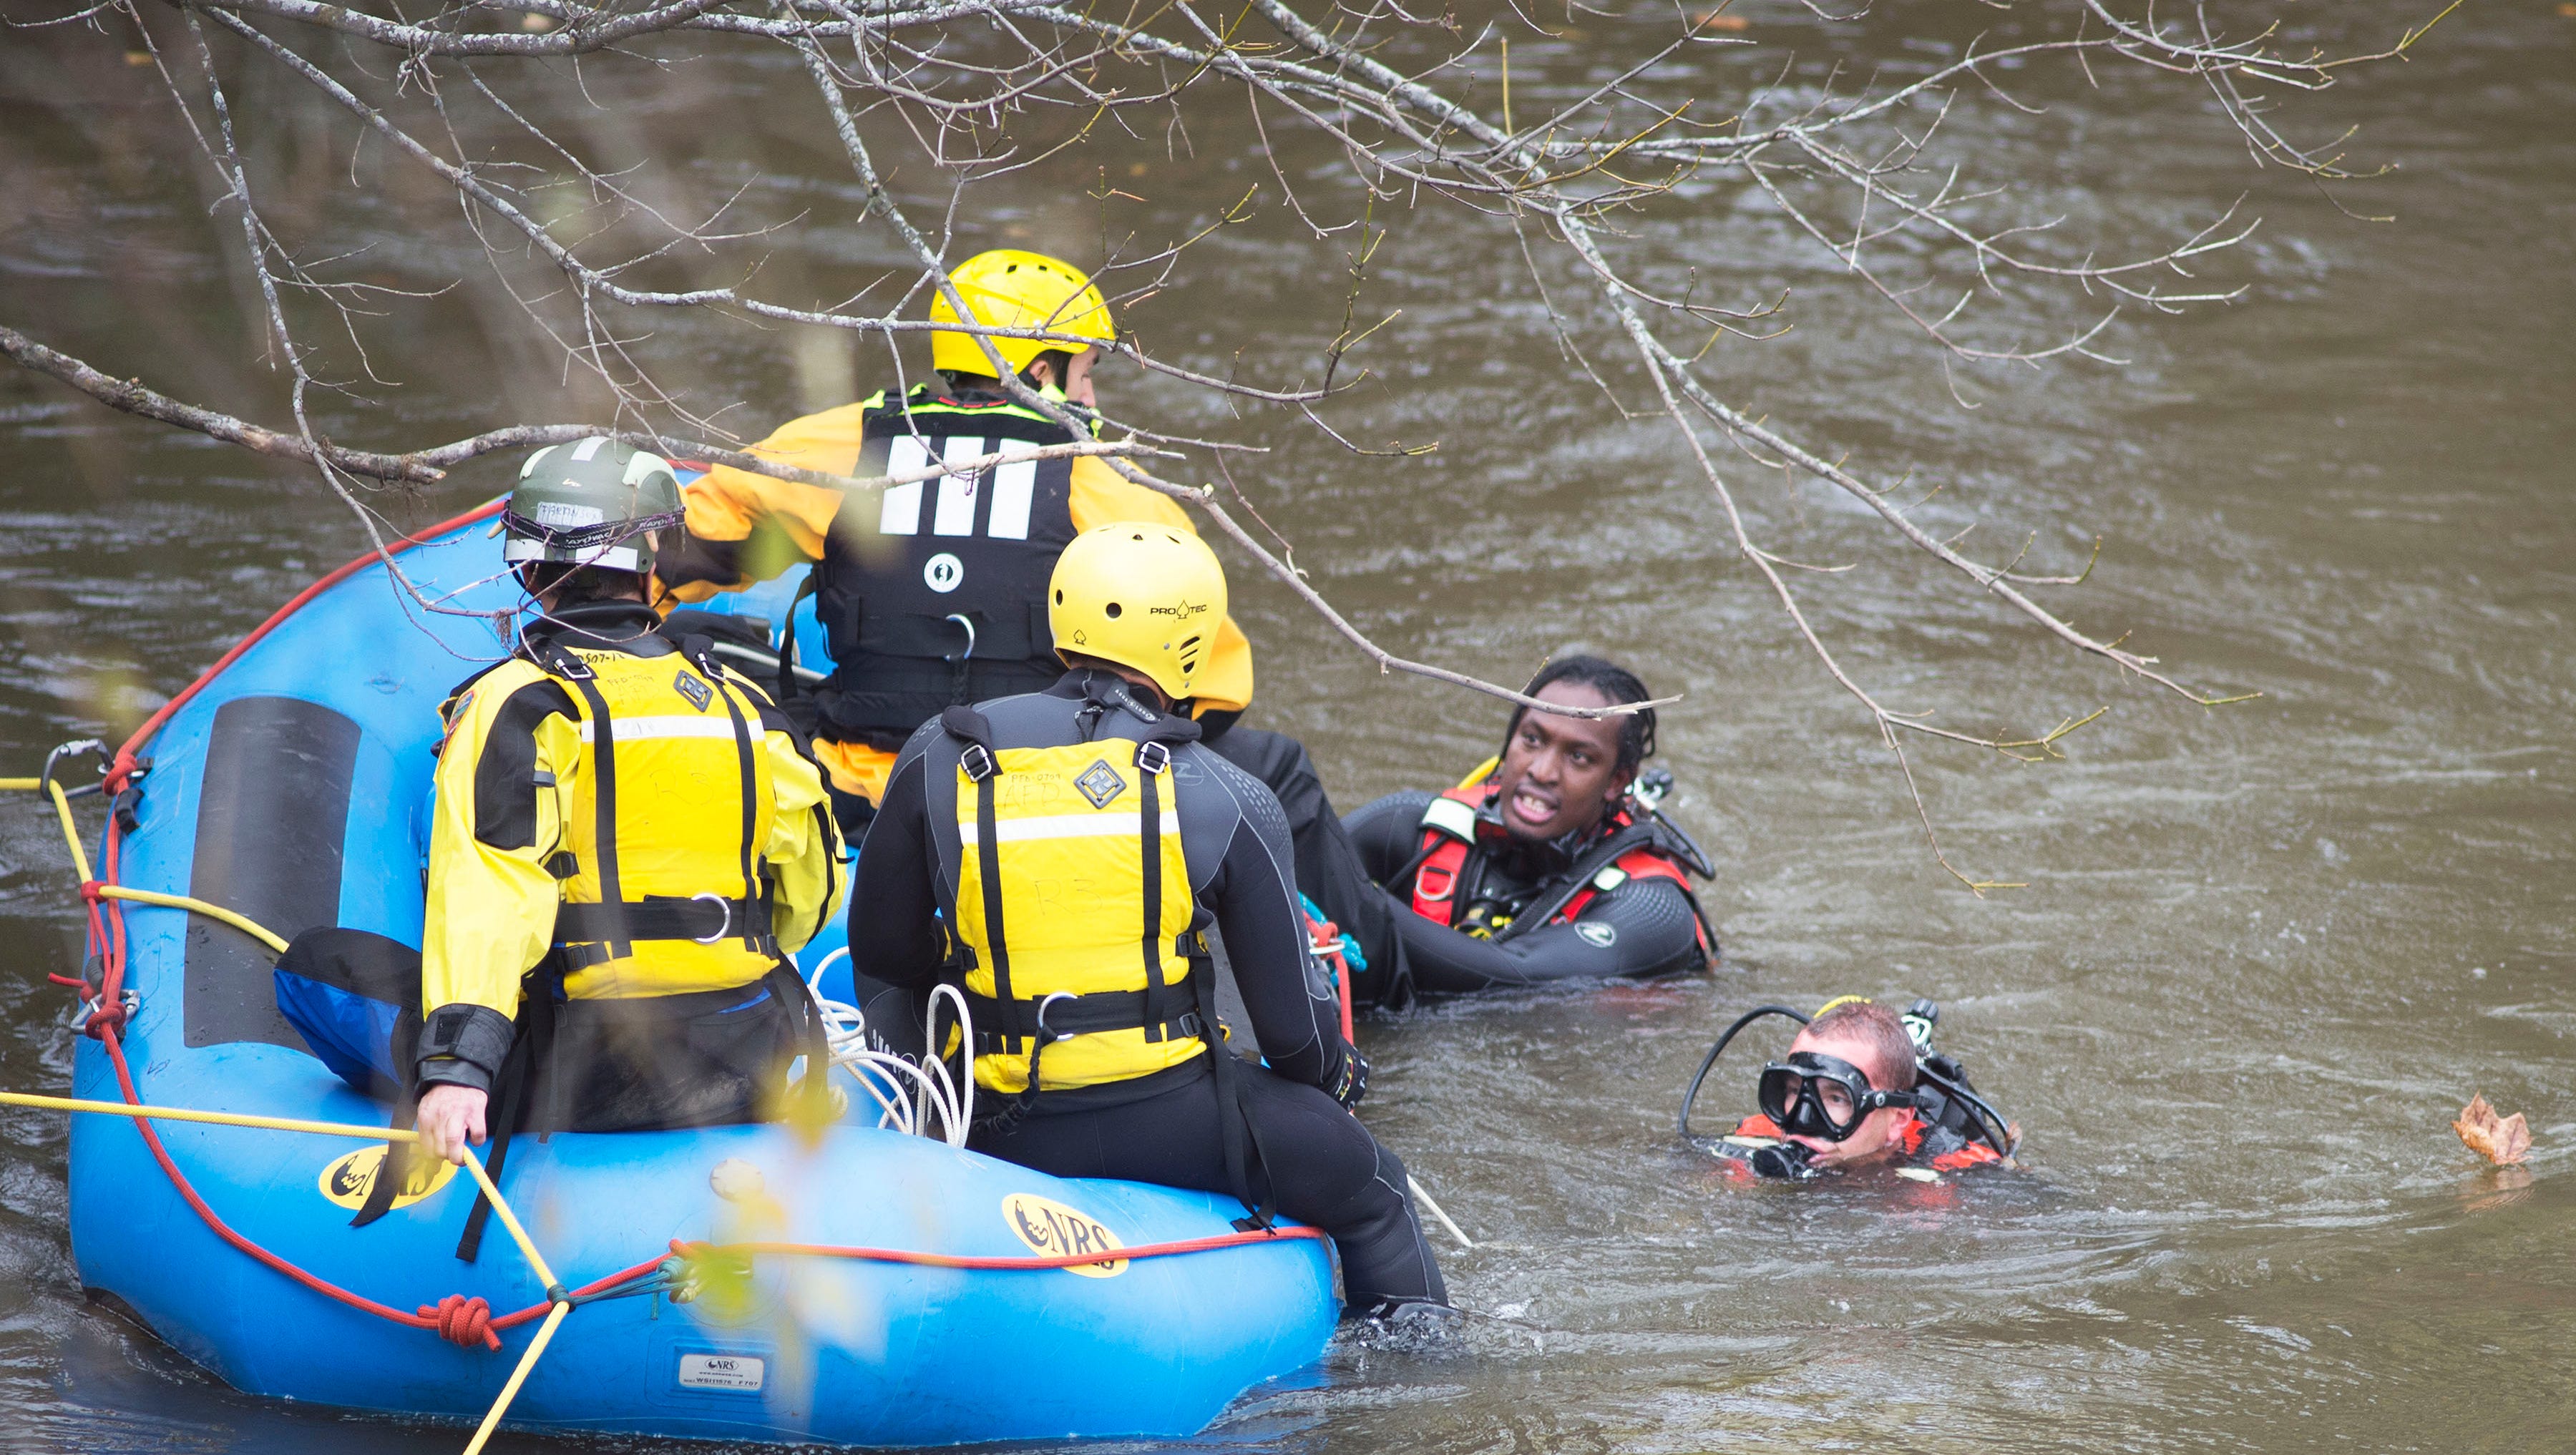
{"left": 952, "top": 740, "right": 1203, "bottom": 1094}
{"left": 538, "top": 642, "right": 780, "bottom": 994}
{"left": 808, "top": 388, "right": 1091, "bottom": 740}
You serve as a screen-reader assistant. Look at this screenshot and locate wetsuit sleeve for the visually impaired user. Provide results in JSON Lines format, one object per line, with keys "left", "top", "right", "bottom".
{"left": 759, "top": 721, "right": 844, "bottom": 952}
{"left": 658, "top": 403, "right": 866, "bottom": 599}
{"left": 1068, "top": 458, "right": 1253, "bottom": 715}
{"left": 1196, "top": 750, "right": 1350, "bottom": 1089}
{"left": 419, "top": 672, "right": 580, "bottom": 1086}
{"left": 1387, "top": 876, "right": 1706, "bottom": 993}
{"left": 1342, "top": 790, "right": 1437, "bottom": 885}
{"left": 844, "top": 726, "right": 950, "bottom": 1051}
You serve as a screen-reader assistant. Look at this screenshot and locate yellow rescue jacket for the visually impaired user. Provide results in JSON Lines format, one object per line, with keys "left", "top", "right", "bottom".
{"left": 422, "top": 607, "right": 843, "bottom": 1020}
{"left": 941, "top": 705, "right": 1207, "bottom": 1096}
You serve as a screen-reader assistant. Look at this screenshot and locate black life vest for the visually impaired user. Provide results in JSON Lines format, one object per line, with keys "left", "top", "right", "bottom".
{"left": 807, "top": 386, "right": 1089, "bottom": 745}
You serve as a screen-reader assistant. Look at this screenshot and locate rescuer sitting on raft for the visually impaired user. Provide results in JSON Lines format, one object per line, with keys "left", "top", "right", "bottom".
{"left": 410, "top": 439, "right": 844, "bottom": 1185}
{"left": 845, "top": 523, "right": 1448, "bottom": 1320}
{"left": 1679, "top": 997, "right": 2015, "bottom": 1181}
{"left": 1342, "top": 656, "right": 1715, "bottom": 998}
{"left": 652, "top": 247, "right": 1394, "bottom": 968}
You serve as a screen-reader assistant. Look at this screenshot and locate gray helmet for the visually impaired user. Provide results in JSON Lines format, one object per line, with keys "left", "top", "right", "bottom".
{"left": 502, "top": 438, "right": 685, "bottom": 577}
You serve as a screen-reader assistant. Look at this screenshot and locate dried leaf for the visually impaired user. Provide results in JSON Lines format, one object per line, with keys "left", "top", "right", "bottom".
{"left": 2454, "top": 1094, "right": 2532, "bottom": 1166}
{"left": 1693, "top": 11, "right": 1752, "bottom": 29}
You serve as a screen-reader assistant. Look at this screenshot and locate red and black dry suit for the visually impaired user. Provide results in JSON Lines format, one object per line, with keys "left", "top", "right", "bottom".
{"left": 1345, "top": 783, "right": 1714, "bottom": 996}
{"left": 847, "top": 670, "right": 1445, "bottom": 1316}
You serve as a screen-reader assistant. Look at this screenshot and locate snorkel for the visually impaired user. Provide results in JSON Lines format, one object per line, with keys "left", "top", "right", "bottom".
{"left": 1677, "top": 999, "right": 2021, "bottom": 1170}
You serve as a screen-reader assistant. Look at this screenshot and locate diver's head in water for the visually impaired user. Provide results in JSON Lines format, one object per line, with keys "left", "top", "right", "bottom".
{"left": 1768, "top": 998, "right": 1921, "bottom": 1167}
{"left": 1491, "top": 656, "right": 1656, "bottom": 843}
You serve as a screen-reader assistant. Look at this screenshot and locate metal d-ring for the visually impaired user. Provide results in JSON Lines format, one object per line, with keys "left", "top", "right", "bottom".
{"left": 1033, "top": 989, "right": 1076, "bottom": 1042}
{"left": 689, "top": 891, "right": 734, "bottom": 945}
{"left": 942, "top": 613, "right": 977, "bottom": 663}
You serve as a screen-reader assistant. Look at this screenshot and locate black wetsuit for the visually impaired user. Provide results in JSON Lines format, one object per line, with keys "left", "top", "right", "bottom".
{"left": 849, "top": 672, "right": 1445, "bottom": 1314}
{"left": 1199, "top": 720, "right": 1397, "bottom": 1004}
{"left": 1345, "top": 790, "right": 1711, "bottom": 994}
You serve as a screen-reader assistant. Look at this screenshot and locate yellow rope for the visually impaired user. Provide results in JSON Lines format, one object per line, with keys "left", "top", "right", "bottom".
{"left": 44, "top": 780, "right": 94, "bottom": 883}
{"left": 9, "top": 774, "right": 558, "bottom": 1449}
{"left": 94, "top": 885, "right": 291, "bottom": 954}
{"left": 0, "top": 1090, "right": 423, "bottom": 1144}
{"left": 462, "top": 1301, "right": 570, "bottom": 1455}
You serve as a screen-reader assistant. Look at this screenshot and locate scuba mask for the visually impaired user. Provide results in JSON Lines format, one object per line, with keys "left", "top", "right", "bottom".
{"left": 1678, "top": 998, "right": 2021, "bottom": 1166}
{"left": 1756, "top": 1050, "right": 1926, "bottom": 1142}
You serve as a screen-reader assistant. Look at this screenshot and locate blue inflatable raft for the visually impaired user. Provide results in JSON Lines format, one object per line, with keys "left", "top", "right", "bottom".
{"left": 64, "top": 501, "right": 1339, "bottom": 1445}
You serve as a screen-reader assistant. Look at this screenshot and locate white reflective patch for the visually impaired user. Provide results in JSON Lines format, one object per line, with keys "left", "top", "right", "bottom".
{"left": 571, "top": 436, "right": 607, "bottom": 461}
{"left": 675, "top": 1352, "right": 765, "bottom": 1392}
{"left": 519, "top": 445, "right": 556, "bottom": 479}
{"left": 575, "top": 716, "right": 742, "bottom": 743}
{"left": 933, "top": 436, "right": 984, "bottom": 537}
{"left": 624, "top": 449, "right": 674, "bottom": 485}
{"left": 879, "top": 436, "right": 929, "bottom": 535}
{"left": 958, "top": 811, "right": 1180, "bottom": 846}
{"left": 987, "top": 459, "right": 1037, "bottom": 540}
{"left": 1420, "top": 796, "right": 1478, "bottom": 841}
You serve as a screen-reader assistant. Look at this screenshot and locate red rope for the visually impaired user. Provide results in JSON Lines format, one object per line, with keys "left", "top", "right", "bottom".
{"left": 419, "top": 1294, "right": 502, "bottom": 1351}
{"left": 67, "top": 494, "right": 1330, "bottom": 1352}
{"left": 668, "top": 1227, "right": 1332, "bottom": 1273}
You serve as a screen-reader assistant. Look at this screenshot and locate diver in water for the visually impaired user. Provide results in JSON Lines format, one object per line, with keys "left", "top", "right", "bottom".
{"left": 1341, "top": 656, "right": 1715, "bottom": 1001}
{"left": 1679, "top": 996, "right": 2016, "bottom": 1180}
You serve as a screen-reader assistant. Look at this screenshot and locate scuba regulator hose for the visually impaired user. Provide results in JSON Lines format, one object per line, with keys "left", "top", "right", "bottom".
{"left": 1677, "top": 1001, "right": 2020, "bottom": 1161}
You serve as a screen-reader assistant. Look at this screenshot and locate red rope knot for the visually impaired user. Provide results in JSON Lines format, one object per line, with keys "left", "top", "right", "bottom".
{"left": 81, "top": 988, "right": 132, "bottom": 1039}
{"left": 420, "top": 1293, "right": 502, "bottom": 1351}
{"left": 77, "top": 881, "right": 102, "bottom": 904}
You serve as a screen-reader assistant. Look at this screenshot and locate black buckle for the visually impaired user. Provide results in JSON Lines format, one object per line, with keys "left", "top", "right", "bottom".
{"left": 959, "top": 743, "right": 996, "bottom": 782}
{"left": 1134, "top": 740, "right": 1171, "bottom": 775}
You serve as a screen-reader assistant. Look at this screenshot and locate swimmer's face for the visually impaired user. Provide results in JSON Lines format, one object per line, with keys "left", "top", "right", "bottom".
{"left": 1780, "top": 1027, "right": 1911, "bottom": 1166}
{"left": 1493, "top": 681, "right": 1632, "bottom": 842}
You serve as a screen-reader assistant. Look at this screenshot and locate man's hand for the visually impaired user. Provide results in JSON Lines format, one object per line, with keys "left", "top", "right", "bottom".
{"left": 415, "top": 1083, "right": 489, "bottom": 1165}
{"left": 1324, "top": 1044, "right": 1370, "bottom": 1110}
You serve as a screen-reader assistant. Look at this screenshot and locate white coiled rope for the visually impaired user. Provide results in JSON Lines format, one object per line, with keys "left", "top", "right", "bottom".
{"left": 802, "top": 948, "right": 976, "bottom": 1147}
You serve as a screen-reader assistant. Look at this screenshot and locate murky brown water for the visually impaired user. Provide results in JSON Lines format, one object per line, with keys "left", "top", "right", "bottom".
{"left": 4, "top": 1, "right": 2572, "bottom": 1449}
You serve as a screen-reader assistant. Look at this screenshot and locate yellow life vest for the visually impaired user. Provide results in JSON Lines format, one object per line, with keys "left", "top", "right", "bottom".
{"left": 948, "top": 728, "right": 1206, "bottom": 1095}
{"left": 530, "top": 636, "right": 784, "bottom": 999}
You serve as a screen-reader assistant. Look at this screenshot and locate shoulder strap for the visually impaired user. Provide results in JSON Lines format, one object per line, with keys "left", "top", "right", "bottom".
{"left": 527, "top": 638, "right": 630, "bottom": 961}
{"left": 938, "top": 705, "right": 1019, "bottom": 1056}
{"left": 1489, "top": 821, "right": 1659, "bottom": 946}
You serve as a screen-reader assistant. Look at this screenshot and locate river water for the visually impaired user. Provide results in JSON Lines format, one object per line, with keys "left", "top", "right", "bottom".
{"left": 2, "top": 1, "right": 2571, "bottom": 1449}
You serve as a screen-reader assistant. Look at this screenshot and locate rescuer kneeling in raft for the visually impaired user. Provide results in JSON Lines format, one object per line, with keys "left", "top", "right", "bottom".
{"left": 1677, "top": 996, "right": 2016, "bottom": 1181}
{"left": 409, "top": 441, "right": 844, "bottom": 1202}
{"left": 846, "top": 524, "right": 1447, "bottom": 1320}
{"left": 1341, "top": 657, "right": 1715, "bottom": 999}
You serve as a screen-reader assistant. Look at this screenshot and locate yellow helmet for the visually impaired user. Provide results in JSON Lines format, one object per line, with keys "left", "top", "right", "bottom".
{"left": 929, "top": 249, "right": 1115, "bottom": 378}
{"left": 1049, "top": 524, "right": 1227, "bottom": 702}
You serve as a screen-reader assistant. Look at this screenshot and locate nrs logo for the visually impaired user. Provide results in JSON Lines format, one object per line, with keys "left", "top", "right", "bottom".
{"left": 316, "top": 1145, "right": 457, "bottom": 1212}
{"left": 1001, "top": 1192, "right": 1129, "bottom": 1277}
